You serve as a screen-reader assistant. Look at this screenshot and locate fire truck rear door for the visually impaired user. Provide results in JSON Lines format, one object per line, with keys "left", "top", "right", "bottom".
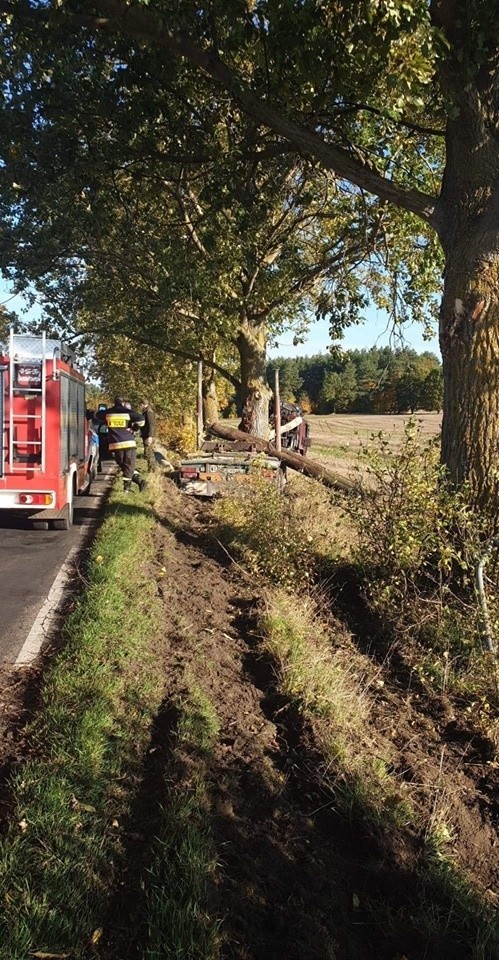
{"left": 0, "top": 365, "right": 6, "bottom": 478}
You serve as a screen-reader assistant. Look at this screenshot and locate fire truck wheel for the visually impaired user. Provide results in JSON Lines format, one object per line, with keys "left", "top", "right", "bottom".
{"left": 53, "top": 496, "right": 74, "bottom": 530}
{"left": 32, "top": 520, "right": 49, "bottom": 531}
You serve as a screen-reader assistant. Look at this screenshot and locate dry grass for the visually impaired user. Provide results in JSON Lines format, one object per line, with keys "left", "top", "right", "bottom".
{"left": 307, "top": 411, "right": 442, "bottom": 447}
{"left": 284, "top": 471, "right": 357, "bottom": 561}
{"left": 307, "top": 412, "right": 442, "bottom": 478}
{"left": 259, "top": 588, "right": 405, "bottom": 822}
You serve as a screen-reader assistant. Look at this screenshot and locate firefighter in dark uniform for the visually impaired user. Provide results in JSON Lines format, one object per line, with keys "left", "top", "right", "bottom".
{"left": 105, "top": 396, "right": 148, "bottom": 493}
{"left": 92, "top": 403, "right": 110, "bottom": 471}
{"left": 139, "top": 398, "right": 157, "bottom": 472}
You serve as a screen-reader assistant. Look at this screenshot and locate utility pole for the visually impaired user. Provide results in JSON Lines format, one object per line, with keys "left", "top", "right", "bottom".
{"left": 197, "top": 360, "right": 204, "bottom": 449}
{"left": 274, "top": 368, "right": 281, "bottom": 453}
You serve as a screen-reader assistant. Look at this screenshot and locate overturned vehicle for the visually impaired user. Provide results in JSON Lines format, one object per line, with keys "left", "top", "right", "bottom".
{"left": 178, "top": 401, "right": 310, "bottom": 498}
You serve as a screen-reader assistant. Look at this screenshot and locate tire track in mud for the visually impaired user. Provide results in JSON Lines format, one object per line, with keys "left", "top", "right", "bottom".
{"left": 103, "top": 483, "right": 499, "bottom": 960}
{"left": 152, "top": 491, "right": 356, "bottom": 960}
{"left": 0, "top": 477, "right": 496, "bottom": 959}
{"left": 326, "top": 566, "right": 499, "bottom": 897}
{"left": 4, "top": 449, "right": 496, "bottom": 958}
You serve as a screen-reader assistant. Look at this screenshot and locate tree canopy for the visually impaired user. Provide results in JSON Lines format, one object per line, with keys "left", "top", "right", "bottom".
{"left": 1, "top": 1, "right": 498, "bottom": 510}
{"left": 0, "top": 0, "right": 443, "bottom": 435}
{"left": 267, "top": 346, "right": 443, "bottom": 415}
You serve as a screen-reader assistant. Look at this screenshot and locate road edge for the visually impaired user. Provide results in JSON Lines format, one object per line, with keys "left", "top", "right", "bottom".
{"left": 14, "top": 470, "right": 116, "bottom": 667}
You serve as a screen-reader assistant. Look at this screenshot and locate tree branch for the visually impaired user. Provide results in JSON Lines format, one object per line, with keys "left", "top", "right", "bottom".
{"left": 83, "top": 324, "right": 241, "bottom": 387}
{"left": 1, "top": 0, "right": 441, "bottom": 231}
{"left": 333, "top": 102, "right": 444, "bottom": 138}
{"left": 172, "top": 181, "right": 208, "bottom": 258}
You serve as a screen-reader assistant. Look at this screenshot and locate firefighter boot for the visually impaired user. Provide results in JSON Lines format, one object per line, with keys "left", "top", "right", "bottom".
{"left": 132, "top": 471, "right": 148, "bottom": 493}
{"left": 123, "top": 479, "right": 132, "bottom": 494}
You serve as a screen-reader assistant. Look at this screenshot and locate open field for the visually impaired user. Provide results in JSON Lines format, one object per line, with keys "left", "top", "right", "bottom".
{"left": 307, "top": 411, "right": 442, "bottom": 475}
{"left": 307, "top": 411, "right": 442, "bottom": 448}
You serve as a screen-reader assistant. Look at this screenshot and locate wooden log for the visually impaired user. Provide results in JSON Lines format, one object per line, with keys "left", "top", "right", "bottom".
{"left": 207, "top": 420, "right": 355, "bottom": 493}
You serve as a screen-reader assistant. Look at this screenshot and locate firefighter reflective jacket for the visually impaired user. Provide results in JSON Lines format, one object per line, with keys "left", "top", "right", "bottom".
{"left": 105, "top": 404, "right": 145, "bottom": 452}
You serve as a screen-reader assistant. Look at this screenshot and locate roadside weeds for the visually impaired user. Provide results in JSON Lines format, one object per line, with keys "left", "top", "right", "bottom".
{"left": 3, "top": 469, "right": 499, "bottom": 960}
{"left": 0, "top": 482, "right": 163, "bottom": 960}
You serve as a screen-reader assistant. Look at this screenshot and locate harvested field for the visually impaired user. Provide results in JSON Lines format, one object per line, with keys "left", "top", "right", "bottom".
{"left": 306, "top": 412, "right": 442, "bottom": 478}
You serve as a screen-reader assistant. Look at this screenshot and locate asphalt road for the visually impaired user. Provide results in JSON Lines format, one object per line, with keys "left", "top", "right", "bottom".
{"left": 0, "top": 468, "right": 113, "bottom": 663}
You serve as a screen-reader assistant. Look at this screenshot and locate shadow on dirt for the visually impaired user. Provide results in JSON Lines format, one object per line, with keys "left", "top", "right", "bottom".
{"left": 99, "top": 499, "right": 491, "bottom": 960}
{"left": 224, "top": 596, "right": 477, "bottom": 960}
{"left": 320, "top": 562, "right": 420, "bottom": 686}
{"left": 101, "top": 698, "right": 180, "bottom": 960}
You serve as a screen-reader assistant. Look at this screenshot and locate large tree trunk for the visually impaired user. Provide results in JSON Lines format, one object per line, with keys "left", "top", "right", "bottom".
{"left": 202, "top": 359, "right": 220, "bottom": 424}
{"left": 440, "top": 244, "right": 499, "bottom": 511}
{"left": 237, "top": 316, "right": 272, "bottom": 438}
{"left": 437, "top": 50, "right": 499, "bottom": 514}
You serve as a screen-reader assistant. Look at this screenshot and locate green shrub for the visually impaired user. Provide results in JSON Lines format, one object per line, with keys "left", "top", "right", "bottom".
{"left": 349, "top": 420, "right": 484, "bottom": 598}
{"left": 214, "top": 474, "right": 315, "bottom": 586}
{"left": 347, "top": 420, "right": 498, "bottom": 696}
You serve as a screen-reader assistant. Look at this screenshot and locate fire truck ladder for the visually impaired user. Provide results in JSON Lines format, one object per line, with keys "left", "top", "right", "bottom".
{"left": 0, "top": 362, "right": 6, "bottom": 479}
{"left": 8, "top": 331, "right": 50, "bottom": 473}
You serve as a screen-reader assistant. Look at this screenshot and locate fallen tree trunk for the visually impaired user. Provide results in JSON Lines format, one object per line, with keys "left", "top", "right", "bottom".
{"left": 207, "top": 421, "right": 355, "bottom": 493}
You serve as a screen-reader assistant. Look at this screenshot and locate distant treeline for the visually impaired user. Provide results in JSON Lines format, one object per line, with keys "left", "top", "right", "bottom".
{"left": 266, "top": 346, "right": 443, "bottom": 415}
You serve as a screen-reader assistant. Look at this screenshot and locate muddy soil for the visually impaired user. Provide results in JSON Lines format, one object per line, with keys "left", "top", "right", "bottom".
{"left": 2, "top": 479, "right": 499, "bottom": 960}
{"left": 100, "top": 482, "right": 499, "bottom": 960}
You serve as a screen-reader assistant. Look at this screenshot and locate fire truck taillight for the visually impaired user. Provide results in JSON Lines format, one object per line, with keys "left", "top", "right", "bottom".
{"left": 17, "top": 493, "right": 54, "bottom": 506}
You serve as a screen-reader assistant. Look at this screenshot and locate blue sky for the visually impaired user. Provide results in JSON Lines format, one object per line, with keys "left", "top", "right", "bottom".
{"left": 269, "top": 306, "right": 440, "bottom": 359}
{"left": 1, "top": 278, "right": 441, "bottom": 360}
{"left": 0, "top": 283, "right": 38, "bottom": 324}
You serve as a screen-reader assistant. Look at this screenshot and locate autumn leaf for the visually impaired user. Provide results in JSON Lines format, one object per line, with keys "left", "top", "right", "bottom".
{"left": 30, "top": 952, "right": 72, "bottom": 959}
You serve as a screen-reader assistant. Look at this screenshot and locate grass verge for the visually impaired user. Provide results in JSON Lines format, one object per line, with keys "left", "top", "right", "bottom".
{"left": 260, "top": 589, "right": 406, "bottom": 823}
{"left": 143, "top": 676, "right": 221, "bottom": 960}
{"left": 260, "top": 588, "right": 499, "bottom": 958}
{"left": 0, "top": 483, "right": 163, "bottom": 960}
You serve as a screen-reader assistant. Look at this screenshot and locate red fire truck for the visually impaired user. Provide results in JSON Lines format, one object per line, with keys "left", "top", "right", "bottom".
{"left": 0, "top": 331, "right": 94, "bottom": 529}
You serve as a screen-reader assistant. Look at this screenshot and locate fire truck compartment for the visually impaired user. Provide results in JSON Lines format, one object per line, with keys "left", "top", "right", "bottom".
{"left": 1, "top": 332, "right": 94, "bottom": 527}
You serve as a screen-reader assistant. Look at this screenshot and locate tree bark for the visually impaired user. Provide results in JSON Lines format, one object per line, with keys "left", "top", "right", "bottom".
{"left": 202, "top": 362, "right": 220, "bottom": 424}
{"left": 237, "top": 317, "right": 272, "bottom": 438}
{"left": 207, "top": 420, "right": 355, "bottom": 492}
{"left": 439, "top": 242, "right": 499, "bottom": 511}
{"left": 435, "top": 11, "right": 499, "bottom": 513}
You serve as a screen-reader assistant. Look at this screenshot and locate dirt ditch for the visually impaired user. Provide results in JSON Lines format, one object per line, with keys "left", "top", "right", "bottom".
{"left": 328, "top": 568, "right": 499, "bottom": 890}
{"left": 98, "top": 482, "right": 499, "bottom": 960}
{"left": 2, "top": 480, "right": 499, "bottom": 959}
